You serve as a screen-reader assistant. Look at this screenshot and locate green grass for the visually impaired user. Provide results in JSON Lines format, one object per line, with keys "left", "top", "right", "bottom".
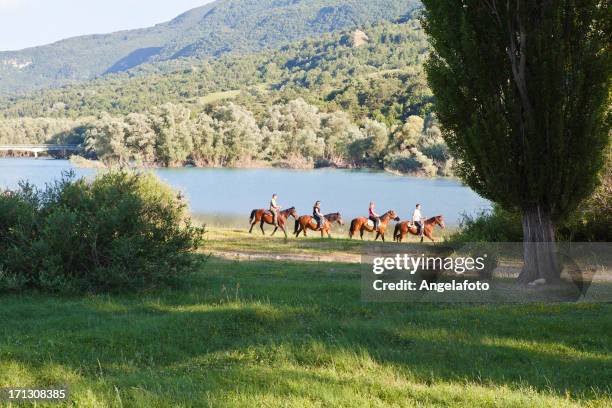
{"left": 204, "top": 228, "right": 367, "bottom": 260}
{"left": 203, "top": 227, "right": 457, "bottom": 260}
{"left": 1, "top": 256, "right": 611, "bottom": 407}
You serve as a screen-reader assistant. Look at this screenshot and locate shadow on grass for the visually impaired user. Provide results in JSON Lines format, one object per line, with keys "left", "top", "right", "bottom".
{"left": 1, "top": 258, "right": 611, "bottom": 403}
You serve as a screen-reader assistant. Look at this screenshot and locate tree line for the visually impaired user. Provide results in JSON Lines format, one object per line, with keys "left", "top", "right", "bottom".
{"left": 46, "top": 99, "right": 448, "bottom": 176}
{"left": 0, "top": 98, "right": 449, "bottom": 176}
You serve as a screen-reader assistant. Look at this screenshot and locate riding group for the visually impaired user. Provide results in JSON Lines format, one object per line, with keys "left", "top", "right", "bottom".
{"left": 248, "top": 194, "right": 446, "bottom": 242}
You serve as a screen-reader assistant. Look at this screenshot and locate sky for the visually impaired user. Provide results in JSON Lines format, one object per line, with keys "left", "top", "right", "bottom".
{"left": 0, "top": 0, "right": 215, "bottom": 51}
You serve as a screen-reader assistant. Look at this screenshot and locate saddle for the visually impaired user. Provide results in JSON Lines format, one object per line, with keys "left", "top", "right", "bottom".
{"left": 366, "top": 219, "right": 375, "bottom": 228}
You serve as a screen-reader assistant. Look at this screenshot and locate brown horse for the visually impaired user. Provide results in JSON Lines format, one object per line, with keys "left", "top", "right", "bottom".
{"left": 349, "top": 210, "right": 399, "bottom": 242}
{"left": 294, "top": 213, "right": 344, "bottom": 238}
{"left": 394, "top": 215, "right": 446, "bottom": 243}
{"left": 248, "top": 207, "right": 298, "bottom": 238}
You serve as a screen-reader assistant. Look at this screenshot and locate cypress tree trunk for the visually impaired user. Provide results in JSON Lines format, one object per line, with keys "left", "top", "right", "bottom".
{"left": 518, "top": 206, "right": 560, "bottom": 284}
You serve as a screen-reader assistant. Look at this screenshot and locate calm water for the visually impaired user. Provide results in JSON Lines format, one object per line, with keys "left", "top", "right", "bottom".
{"left": 0, "top": 158, "right": 490, "bottom": 226}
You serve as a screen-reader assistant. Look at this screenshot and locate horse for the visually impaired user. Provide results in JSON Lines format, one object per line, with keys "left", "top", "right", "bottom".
{"left": 294, "top": 212, "right": 344, "bottom": 238}
{"left": 349, "top": 210, "right": 399, "bottom": 242}
{"left": 393, "top": 215, "right": 446, "bottom": 243}
{"left": 248, "top": 207, "right": 298, "bottom": 238}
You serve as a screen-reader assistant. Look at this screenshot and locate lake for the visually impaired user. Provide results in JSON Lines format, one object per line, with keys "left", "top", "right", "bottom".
{"left": 0, "top": 158, "right": 490, "bottom": 226}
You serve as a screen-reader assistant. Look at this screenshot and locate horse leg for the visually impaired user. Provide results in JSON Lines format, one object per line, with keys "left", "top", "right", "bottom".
{"left": 281, "top": 225, "right": 288, "bottom": 239}
{"left": 271, "top": 226, "right": 278, "bottom": 236}
{"left": 381, "top": 233, "right": 385, "bottom": 242}
{"left": 250, "top": 215, "right": 260, "bottom": 233}
{"left": 260, "top": 221, "right": 266, "bottom": 235}
{"left": 374, "top": 232, "right": 380, "bottom": 241}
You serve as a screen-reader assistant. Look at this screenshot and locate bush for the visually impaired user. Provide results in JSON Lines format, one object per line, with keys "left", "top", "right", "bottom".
{"left": 451, "top": 205, "right": 523, "bottom": 243}
{"left": 0, "top": 171, "right": 205, "bottom": 293}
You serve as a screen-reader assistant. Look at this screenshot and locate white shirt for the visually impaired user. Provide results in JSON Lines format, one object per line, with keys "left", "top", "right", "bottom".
{"left": 412, "top": 208, "right": 422, "bottom": 223}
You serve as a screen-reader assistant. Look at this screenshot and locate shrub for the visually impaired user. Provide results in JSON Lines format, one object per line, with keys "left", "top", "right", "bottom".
{"left": 451, "top": 205, "right": 523, "bottom": 243}
{"left": 0, "top": 171, "right": 205, "bottom": 293}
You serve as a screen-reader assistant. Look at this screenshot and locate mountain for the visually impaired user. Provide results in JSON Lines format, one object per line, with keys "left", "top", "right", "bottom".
{"left": 0, "top": 19, "right": 431, "bottom": 122}
{"left": 0, "top": 0, "right": 421, "bottom": 95}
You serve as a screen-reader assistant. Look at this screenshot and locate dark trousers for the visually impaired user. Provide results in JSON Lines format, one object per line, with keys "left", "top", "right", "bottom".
{"left": 414, "top": 221, "right": 423, "bottom": 236}
{"left": 313, "top": 214, "right": 323, "bottom": 229}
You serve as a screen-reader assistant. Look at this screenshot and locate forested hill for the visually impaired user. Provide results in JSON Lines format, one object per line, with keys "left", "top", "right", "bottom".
{"left": 0, "top": 20, "right": 430, "bottom": 123}
{"left": 0, "top": 20, "right": 448, "bottom": 177}
{"left": 0, "top": 0, "right": 420, "bottom": 94}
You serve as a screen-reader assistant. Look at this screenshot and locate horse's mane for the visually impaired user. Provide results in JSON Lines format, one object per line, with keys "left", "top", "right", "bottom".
{"left": 426, "top": 215, "right": 442, "bottom": 222}
{"left": 382, "top": 210, "right": 395, "bottom": 218}
{"left": 324, "top": 212, "right": 340, "bottom": 218}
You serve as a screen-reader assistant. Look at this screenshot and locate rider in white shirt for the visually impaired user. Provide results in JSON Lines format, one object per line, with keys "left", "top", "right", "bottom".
{"left": 412, "top": 203, "right": 424, "bottom": 237}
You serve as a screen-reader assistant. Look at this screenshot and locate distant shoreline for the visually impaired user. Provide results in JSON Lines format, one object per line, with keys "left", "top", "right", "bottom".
{"left": 62, "top": 156, "right": 451, "bottom": 179}
{"left": 0, "top": 153, "right": 453, "bottom": 178}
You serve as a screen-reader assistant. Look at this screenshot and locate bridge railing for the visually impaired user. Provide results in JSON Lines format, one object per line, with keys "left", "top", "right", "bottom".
{"left": 0, "top": 144, "right": 80, "bottom": 150}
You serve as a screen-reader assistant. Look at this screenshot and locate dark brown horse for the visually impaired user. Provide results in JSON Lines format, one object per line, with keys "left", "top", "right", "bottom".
{"left": 248, "top": 207, "right": 298, "bottom": 238}
{"left": 394, "top": 215, "right": 446, "bottom": 243}
{"left": 294, "top": 212, "right": 344, "bottom": 238}
{"left": 349, "top": 210, "right": 399, "bottom": 242}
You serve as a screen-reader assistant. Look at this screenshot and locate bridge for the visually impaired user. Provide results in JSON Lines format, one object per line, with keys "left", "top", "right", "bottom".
{"left": 0, "top": 144, "right": 80, "bottom": 158}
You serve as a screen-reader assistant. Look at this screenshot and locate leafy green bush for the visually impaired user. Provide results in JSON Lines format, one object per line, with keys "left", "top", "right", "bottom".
{"left": 0, "top": 171, "right": 204, "bottom": 293}
{"left": 451, "top": 205, "right": 523, "bottom": 243}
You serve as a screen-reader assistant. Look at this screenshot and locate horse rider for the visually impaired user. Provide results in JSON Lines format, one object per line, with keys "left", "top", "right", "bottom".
{"left": 412, "top": 203, "right": 424, "bottom": 238}
{"left": 313, "top": 201, "right": 323, "bottom": 230}
{"left": 270, "top": 193, "right": 281, "bottom": 226}
{"left": 369, "top": 202, "right": 381, "bottom": 230}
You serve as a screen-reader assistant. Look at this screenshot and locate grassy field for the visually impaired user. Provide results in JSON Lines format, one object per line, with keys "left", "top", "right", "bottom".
{"left": 1, "top": 231, "right": 611, "bottom": 407}
{"left": 203, "top": 226, "right": 457, "bottom": 261}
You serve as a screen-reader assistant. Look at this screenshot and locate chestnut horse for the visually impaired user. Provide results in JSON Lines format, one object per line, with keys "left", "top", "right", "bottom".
{"left": 294, "top": 212, "right": 344, "bottom": 238}
{"left": 393, "top": 215, "right": 446, "bottom": 243}
{"left": 248, "top": 207, "right": 298, "bottom": 238}
{"left": 349, "top": 210, "right": 399, "bottom": 242}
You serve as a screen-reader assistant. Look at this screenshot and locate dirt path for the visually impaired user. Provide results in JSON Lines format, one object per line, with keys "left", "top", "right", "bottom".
{"left": 207, "top": 249, "right": 360, "bottom": 263}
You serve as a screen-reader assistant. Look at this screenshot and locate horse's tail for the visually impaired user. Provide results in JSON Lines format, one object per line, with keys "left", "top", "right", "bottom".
{"left": 294, "top": 218, "right": 300, "bottom": 235}
{"left": 349, "top": 219, "right": 357, "bottom": 238}
{"left": 249, "top": 209, "right": 257, "bottom": 224}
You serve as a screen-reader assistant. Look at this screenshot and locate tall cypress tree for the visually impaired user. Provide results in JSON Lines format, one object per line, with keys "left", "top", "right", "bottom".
{"left": 421, "top": 1, "right": 611, "bottom": 283}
